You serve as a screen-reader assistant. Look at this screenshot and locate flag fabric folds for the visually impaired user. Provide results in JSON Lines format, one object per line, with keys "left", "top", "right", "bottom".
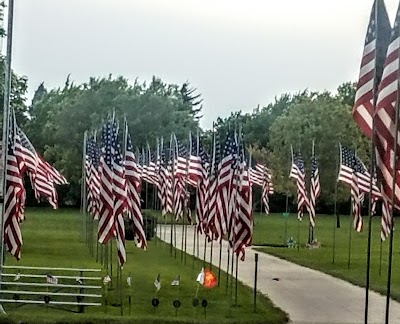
{"left": 3, "top": 108, "right": 67, "bottom": 260}
{"left": 375, "top": 3, "right": 400, "bottom": 240}
{"left": 353, "top": 0, "right": 391, "bottom": 139}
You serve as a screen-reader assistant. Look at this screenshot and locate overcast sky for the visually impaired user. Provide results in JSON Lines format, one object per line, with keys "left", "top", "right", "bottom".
{"left": 9, "top": 0, "right": 400, "bottom": 128}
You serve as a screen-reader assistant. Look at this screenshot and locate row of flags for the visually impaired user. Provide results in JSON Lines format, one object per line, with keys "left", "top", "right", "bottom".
{"left": 289, "top": 144, "right": 321, "bottom": 227}
{"left": 4, "top": 108, "right": 68, "bottom": 260}
{"left": 353, "top": 0, "right": 400, "bottom": 239}
{"left": 85, "top": 122, "right": 274, "bottom": 263}
{"left": 85, "top": 118, "right": 148, "bottom": 267}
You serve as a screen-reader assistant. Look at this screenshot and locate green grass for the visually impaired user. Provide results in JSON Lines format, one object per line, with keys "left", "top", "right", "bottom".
{"left": 252, "top": 212, "right": 400, "bottom": 300}
{"left": 0, "top": 208, "right": 288, "bottom": 324}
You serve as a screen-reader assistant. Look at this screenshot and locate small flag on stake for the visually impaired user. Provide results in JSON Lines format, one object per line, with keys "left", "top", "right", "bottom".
{"left": 76, "top": 277, "right": 83, "bottom": 285}
{"left": 103, "top": 275, "right": 111, "bottom": 285}
{"left": 171, "top": 275, "right": 180, "bottom": 286}
{"left": 196, "top": 268, "right": 205, "bottom": 285}
{"left": 127, "top": 275, "right": 132, "bottom": 287}
{"left": 197, "top": 268, "right": 217, "bottom": 289}
{"left": 14, "top": 272, "right": 21, "bottom": 281}
{"left": 46, "top": 274, "right": 58, "bottom": 285}
{"left": 154, "top": 274, "right": 161, "bottom": 291}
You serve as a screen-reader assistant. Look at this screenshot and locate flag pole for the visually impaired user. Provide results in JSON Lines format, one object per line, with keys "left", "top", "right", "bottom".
{"left": 0, "top": 1, "right": 14, "bottom": 314}
{"left": 82, "top": 131, "right": 88, "bottom": 244}
{"left": 169, "top": 135, "right": 174, "bottom": 257}
{"left": 309, "top": 140, "right": 315, "bottom": 244}
{"left": 332, "top": 143, "right": 339, "bottom": 264}
{"left": 384, "top": 21, "right": 400, "bottom": 324}
{"left": 365, "top": 2, "right": 380, "bottom": 321}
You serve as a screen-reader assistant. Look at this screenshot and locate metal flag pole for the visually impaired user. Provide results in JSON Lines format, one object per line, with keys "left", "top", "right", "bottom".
{"left": 384, "top": 20, "right": 400, "bottom": 324}
{"left": 365, "top": 2, "right": 379, "bottom": 318}
{"left": 332, "top": 143, "right": 339, "bottom": 264}
{"left": 82, "top": 131, "right": 88, "bottom": 244}
{"left": 0, "top": 0, "right": 14, "bottom": 282}
{"left": 309, "top": 140, "right": 315, "bottom": 245}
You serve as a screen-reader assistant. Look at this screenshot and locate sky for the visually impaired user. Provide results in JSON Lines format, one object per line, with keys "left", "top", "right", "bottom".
{"left": 8, "top": 0, "right": 400, "bottom": 129}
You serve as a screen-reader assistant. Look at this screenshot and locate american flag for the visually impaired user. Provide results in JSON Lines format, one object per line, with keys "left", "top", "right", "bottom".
{"left": 124, "top": 129, "right": 147, "bottom": 250}
{"left": 172, "top": 136, "right": 188, "bottom": 220}
{"left": 86, "top": 137, "right": 101, "bottom": 219}
{"left": 353, "top": 0, "right": 391, "bottom": 139}
{"left": 16, "top": 128, "right": 67, "bottom": 208}
{"left": 248, "top": 154, "right": 273, "bottom": 215}
{"left": 217, "top": 133, "right": 237, "bottom": 241}
{"left": 98, "top": 120, "right": 116, "bottom": 244}
{"left": 3, "top": 110, "right": 23, "bottom": 260}
{"left": 233, "top": 137, "right": 253, "bottom": 261}
{"left": 289, "top": 150, "right": 309, "bottom": 220}
{"left": 205, "top": 129, "right": 221, "bottom": 240}
{"left": 112, "top": 129, "right": 129, "bottom": 265}
{"left": 159, "top": 145, "right": 173, "bottom": 216}
{"left": 375, "top": 3, "right": 400, "bottom": 240}
{"left": 338, "top": 144, "right": 363, "bottom": 232}
{"left": 188, "top": 132, "right": 203, "bottom": 187}
{"left": 194, "top": 136, "right": 210, "bottom": 235}
{"left": 309, "top": 153, "right": 321, "bottom": 227}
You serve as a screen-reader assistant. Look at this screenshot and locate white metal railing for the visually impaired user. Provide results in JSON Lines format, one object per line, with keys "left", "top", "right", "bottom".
{"left": 0, "top": 266, "right": 103, "bottom": 312}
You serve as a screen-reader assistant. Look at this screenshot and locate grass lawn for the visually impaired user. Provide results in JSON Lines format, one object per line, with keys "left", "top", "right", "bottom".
{"left": 0, "top": 208, "right": 288, "bottom": 324}
{"left": 252, "top": 212, "right": 400, "bottom": 300}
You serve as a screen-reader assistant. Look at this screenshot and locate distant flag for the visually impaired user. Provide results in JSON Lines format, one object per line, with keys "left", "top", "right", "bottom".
{"left": 127, "top": 275, "right": 132, "bottom": 287}
{"left": 289, "top": 147, "right": 309, "bottom": 220}
{"left": 154, "top": 274, "right": 161, "bottom": 291}
{"left": 14, "top": 272, "right": 21, "bottom": 281}
{"left": 171, "top": 275, "right": 180, "bottom": 286}
{"left": 353, "top": 0, "right": 391, "bottom": 139}
{"left": 76, "top": 277, "right": 83, "bottom": 285}
{"left": 309, "top": 141, "right": 321, "bottom": 227}
{"left": 46, "top": 274, "right": 58, "bottom": 285}
{"left": 338, "top": 144, "right": 363, "bottom": 232}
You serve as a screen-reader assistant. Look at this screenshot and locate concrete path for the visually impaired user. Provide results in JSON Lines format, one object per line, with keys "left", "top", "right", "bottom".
{"left": 157, "top": 224, "right": 400, "bottom": 324}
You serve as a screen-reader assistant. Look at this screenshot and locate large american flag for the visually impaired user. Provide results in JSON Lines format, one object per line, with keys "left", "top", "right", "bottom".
{"left": 216, "top": 133, "right": 236, "bottom": 240}
{"left": 188, "top": 132, "right": 203, "bottom": 188}
{"left": 289, "top": 150, "right": 309, "bottom": 220}
{"left": 173, "top": 136, "right": 188, "bottom": 220}
{"left": 353, "top": 0, "right": 391, "bottom": 138}
{"left": 98, "top": 120, "right": 116, "bottom": 244}
{"left": 3, "top": 110, "right": 23, "bottom": 260}
{"left": 193, "top": 135, "right": 210, "bottom": 235}
{"left": 125, "top": 129, "right": 147, "bottom": 250}
{"left": 338, "top": 145, "right": 363, "bottom": 232}
{"left": 16, "top": 128, "right": 67, "bottom": 208}
{"left": 111, "top": 131, "right": 128, "bottom": 266}
{"left": 233, "top": 136, "right": 253, "bottom": 261}
{"left": 206, "top": 130, "right": 221, "bottom": 240}
{"left": 86, "top": 137, "right": 101, "bottom": 219}
{"left": 375, "top": 3, "right": 400, "bottom": 240}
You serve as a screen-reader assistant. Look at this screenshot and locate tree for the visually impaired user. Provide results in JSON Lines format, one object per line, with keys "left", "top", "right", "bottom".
{"left": 269, "top": 94, "right": 369, "bottom": 206}
{"left": 25, "top": 75, "right": 201, "bottom": 205}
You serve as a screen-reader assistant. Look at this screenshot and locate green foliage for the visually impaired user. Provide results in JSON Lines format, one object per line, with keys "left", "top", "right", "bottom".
{"left": 24, "top": 76, "right": 202, "bottom": 205}
{"left": 268, "top": 92, "right": 368, "bottom": 205}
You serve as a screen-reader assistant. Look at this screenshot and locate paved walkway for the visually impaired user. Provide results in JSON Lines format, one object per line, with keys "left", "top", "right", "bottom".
{"left": 157, "top": 225, "right": 400, "bottom": 324}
